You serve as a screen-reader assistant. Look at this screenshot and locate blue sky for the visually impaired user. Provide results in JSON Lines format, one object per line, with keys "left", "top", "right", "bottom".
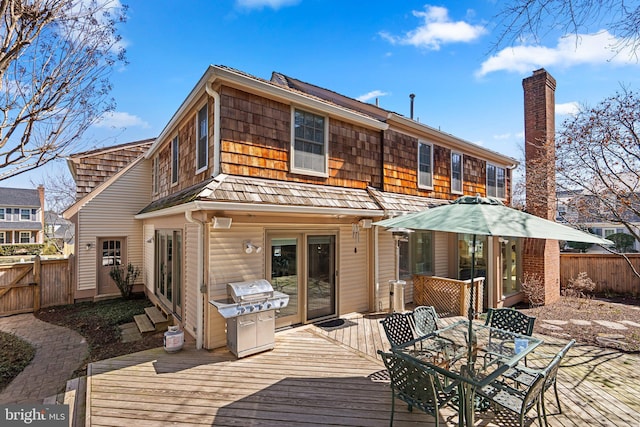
{"left": 4, "top": 0, "right": 640, "bottom": 194}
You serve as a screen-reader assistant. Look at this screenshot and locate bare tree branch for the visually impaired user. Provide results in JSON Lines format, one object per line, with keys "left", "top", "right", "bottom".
{"left": 0, "top": 0, "right": 127, "bottom": 181}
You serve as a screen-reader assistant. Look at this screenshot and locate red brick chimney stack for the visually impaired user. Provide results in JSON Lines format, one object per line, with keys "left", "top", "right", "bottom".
{"left": 522, "top": 69, "right": 560, "bottom": 304}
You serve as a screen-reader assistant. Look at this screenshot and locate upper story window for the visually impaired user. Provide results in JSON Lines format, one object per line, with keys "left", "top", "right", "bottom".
{"left": 418, "top": 141, "right": 433, "bottom": 189}
{"left": 20, "top": 209, "right": 31, "bottom": 221}
{"left": 171, "top": 135, "right": 179, "bottom": 185}
{"left": 451, "top": 152, "right": 463, "bottom": 194}
{"left": 0, "top": 208, "right": 4, "bottom": 220}
{"left": 292, "top": 108, "right": 328, "bottom": 176}
{"left": 152, "top": 156, "right": 159, "bottom": 195}
{"left": 487, "top": 163, "right": 506, "bottom": 199}
{"left": 196, "top": 104, "right": 208, "bottom": 173}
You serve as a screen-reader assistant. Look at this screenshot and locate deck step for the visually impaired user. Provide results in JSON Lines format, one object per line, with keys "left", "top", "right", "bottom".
{"left": 144, "top": 306, "right": 169, "bottom": 328}
{"left": 134, "top": 313, "right": 156, "bottom": 334}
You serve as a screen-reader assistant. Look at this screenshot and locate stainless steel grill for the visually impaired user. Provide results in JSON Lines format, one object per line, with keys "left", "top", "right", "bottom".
{"left": 210, "top": 279, "right": 289, "bottom": 358}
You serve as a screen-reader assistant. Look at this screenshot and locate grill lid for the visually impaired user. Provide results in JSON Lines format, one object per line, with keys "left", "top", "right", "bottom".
{"left": 227, "top": 279, "right": 274, "bottom": 302}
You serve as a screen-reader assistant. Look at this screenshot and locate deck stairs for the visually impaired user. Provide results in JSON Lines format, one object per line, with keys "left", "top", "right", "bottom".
{"left": 133, "top": 305, "right": 171, "bottom": 335}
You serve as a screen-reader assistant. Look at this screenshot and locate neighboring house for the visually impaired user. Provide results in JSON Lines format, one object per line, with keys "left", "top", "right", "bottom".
{"left": 65, "top": 65, "right": 521, "bottom": 350}
{"left": 0, "top": 186, "right": 45, "bottom": 246}
{"left": 44, "top": 211, "right": 75, "bottom": 255}
{"left": 556, "top": 189, "right": 640, "bottom": 252}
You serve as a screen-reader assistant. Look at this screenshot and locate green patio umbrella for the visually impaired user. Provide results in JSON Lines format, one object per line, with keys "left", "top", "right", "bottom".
{"left": 374, "top": 195, "right": 612, "bottom": 366}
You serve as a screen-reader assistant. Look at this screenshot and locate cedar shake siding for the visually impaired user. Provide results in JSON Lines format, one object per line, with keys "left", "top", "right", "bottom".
{"left": 68, "top": 140, "right": 153, "bottom": 199}
{"left": 146, "top": 66, "right": 516, "bottom": 207}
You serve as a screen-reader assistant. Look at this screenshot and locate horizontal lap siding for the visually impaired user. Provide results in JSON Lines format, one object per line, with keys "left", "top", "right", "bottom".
{"left": 76, "top": 161, "right": 150, "bottom": 292}
{"left": 184, "top": 223, "right": 199, "bottom": 339}
{"left": 206, "top": 225, "right": 265, "bottom": 349}
{"left": 377, "top": 233, "right": 396, "bottom": 311}
{"left": 338, "top": 225, "right": 369, "bottom": 314}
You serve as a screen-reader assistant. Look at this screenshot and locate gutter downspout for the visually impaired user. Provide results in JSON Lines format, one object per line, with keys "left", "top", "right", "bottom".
{"left": 205, "top": 82, "right": 221, "bottom": 177}
{"left": 185, "top": 209, "right": 205, "bottom": 350}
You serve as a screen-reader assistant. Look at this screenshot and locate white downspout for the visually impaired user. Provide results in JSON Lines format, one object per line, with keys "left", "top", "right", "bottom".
{"left": 374, "top": 226, "right": 380, "bottom": 312}
{"left": 185, "top": 209, "right": 204, "bottom": 350}
{"left": 205, "top": 82, "right": 221, "bottom": 177}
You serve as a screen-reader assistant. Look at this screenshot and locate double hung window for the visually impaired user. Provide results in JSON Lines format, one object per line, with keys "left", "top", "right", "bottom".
{"left": 451, "top": 152, "right": 463, "bottom": 194}
{"left": 196, "top": 105, "right": 208, "bottom": 172}
{"left": 487, "top": 164, "right": 506, "bottom": 199}
{"left": 171, "top": 135, "right": 179, "bottom": 185}
{"left": 418, "top": 141, "right": 433, "bottom": 189}
{"left": 292, "top": 109, "right": 327, "bottom": 176}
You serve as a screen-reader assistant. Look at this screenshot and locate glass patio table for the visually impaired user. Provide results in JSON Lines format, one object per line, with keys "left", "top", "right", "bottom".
{"left": 392, "top": 319, "right": 543, "bottom": 427}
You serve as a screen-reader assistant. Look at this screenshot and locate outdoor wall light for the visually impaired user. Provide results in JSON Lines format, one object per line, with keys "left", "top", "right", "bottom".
{"left": 243, "top": 241, "right": 263, "bottom": 254}
{"left": 85, "top": 242, "right": 93, "bottom": 250}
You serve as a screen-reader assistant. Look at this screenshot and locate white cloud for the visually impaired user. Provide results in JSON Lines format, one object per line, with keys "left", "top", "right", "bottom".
{"left": 477, "top": 31, "right": 638, "bottom": 77}
{"left": 357, "top": 90, "right": 389, "bottom": 103}
{"left": 235, "top": 0, "right": 299, "bottom": 9}
{"left": 493, "top": 133, "right": 513, "bottom": 140}
{"left": 94, "top": 112, "right": 150, "bottom": 129}
{"left": 380, "top": 5, "right": 486, "bottom": 50}
{"left": 556, "top": 102, "right": 580, "bottom": 116}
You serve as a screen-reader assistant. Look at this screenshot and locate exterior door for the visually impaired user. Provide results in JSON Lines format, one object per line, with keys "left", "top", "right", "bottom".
{"left": 98, "top": 238, "right": 126, "bottom": 295}
{"left": 155, "top": 229, "right": 183, "bottom": 319}
{"left": 306, "top": 235, "right": 336, "bottom": 321}
{"left": 269, "top": 236, "right": 300, "bottom": 328}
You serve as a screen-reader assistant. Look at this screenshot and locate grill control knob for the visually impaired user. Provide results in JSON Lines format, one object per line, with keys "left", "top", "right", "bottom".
{"left": 266, "top": 302, "right": 272, "bottom": 309}
{"left": 238, "top": 306, "right": 246, "bottom": 314}
{"left": 257, "top": 304, "right": 264, "bottom": 310}
{"left": 248, "top": 305, "right": 254, "bottom": 312}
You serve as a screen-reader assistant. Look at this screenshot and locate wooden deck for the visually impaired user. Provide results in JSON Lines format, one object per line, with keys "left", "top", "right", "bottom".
{"left": 85, "top": 314, "right": 640, "bottom": 426}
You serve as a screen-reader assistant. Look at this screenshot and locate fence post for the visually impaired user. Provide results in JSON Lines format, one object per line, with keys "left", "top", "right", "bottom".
{"left": 33, "top": 255, "right": 41, "bottom": 311}
{"left": 67, "top": 254, "right": 75, "bottom": 304}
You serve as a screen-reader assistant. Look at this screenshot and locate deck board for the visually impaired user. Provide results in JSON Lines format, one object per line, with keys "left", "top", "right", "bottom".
{"left": 86, "top": 313, "right": 640, "bottom": 426}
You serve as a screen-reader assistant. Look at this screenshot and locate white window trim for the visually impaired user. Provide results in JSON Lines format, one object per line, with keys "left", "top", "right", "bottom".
{"left": 486, "top": 163, "right": 507, "bottom": 200}
{"left": 20, "top": 208, "right": 31, "bottom": 221}
{"left": 171, "top": 134, "right": 179, "bottom": 186}
{"left": 290, "top": 107, "right": 329, "bottom": 178}
{"left": 19, "top": 231, "right": 30, "bottom": 243}
{"left": 417, "top": 140, "right": 434, "bottom": 190}
{"left": 195, "top": 103, "right": 209, "bottom": 174}
{"left": 152, "top": 156, "right": 159, "bottom": 195}
{"left": 451, "top": 151, "right": 463, "bottom": 195}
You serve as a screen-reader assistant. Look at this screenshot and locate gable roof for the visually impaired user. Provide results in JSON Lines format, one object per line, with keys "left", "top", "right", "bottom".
{"left": 63, "top": 154, "right": 146, "bottom": 219}
{"left": 0, "top": 187, "right": 40, "bottom": 207}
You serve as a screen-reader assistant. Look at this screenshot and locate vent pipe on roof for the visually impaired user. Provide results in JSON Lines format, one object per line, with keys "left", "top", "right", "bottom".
{"left": 409, "top": 93, "right": 415, "bottom": 119}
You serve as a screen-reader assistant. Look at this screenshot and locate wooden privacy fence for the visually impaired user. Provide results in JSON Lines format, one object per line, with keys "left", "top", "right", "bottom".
{"left": 560, "top": 253, "right": 640, "bottom": 296}
{"left": 0, "top": 255, "right": 74, "bottom": 316}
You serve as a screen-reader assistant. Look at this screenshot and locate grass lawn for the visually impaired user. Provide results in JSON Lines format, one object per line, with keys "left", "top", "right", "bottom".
{"left": 0, "top": 332, "right": 35, "bottom": 392}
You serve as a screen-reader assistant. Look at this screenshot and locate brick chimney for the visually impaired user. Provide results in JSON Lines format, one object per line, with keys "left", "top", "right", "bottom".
{"left": 522, "top": 69, "right": 560, "bottom": 305}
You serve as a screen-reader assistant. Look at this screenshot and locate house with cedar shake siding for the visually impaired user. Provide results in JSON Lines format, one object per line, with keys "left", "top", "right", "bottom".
{"left": 65, "top": 65, "right": 518, "bottom": 350}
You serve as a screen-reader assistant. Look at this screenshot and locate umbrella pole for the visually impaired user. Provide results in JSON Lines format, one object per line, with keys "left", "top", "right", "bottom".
{"left": 468, "top": 234, "right": 477, "bottom": 365}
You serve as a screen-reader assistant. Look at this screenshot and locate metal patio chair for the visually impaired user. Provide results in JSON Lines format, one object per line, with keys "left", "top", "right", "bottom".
{"left": 381, "top": 312, "right": 415, "bottom": 349}
{"left": 477, "top": 370, "right": 546, "bottom": 427}
{"left": 378, "top": 350, "right": 457, "bottom": 427}
{"left": 484, "top": 308, "right": 536, "bottom": 366}
{"left": 502, "top": 339, "right": 576, "bottom": 426}
{"left": 485, "top": 308, "right": 536, "bottom": 336}
{"left": 412, "top": 305, "right": 440, "bottom": 337}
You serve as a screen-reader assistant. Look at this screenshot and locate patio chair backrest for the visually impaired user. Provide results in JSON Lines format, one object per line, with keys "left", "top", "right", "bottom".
{"left": 381, "top": 312, "right": 415, "bottom": 349}
{"left": 485, "top": 308, "right": 536, "bottom": 336}
{"left": 542, "top": 339, "right": 576, "bottom": 392}
{"left": 377, "top": 350, "right": 442, "bottom": 416}
{"left": 413, "top": 305, "right": 439, "bottom": 337}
